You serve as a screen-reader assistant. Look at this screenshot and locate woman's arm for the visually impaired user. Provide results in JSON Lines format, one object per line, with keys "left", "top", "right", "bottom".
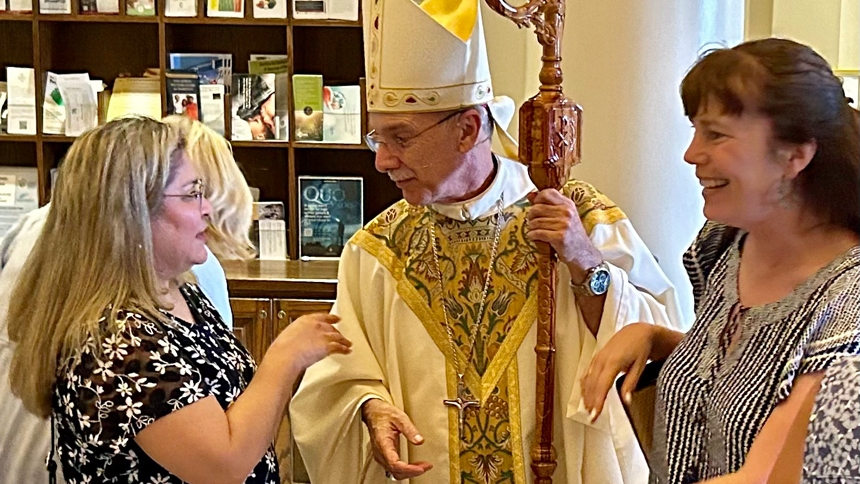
{"left": 697, "top": 372, "right": 824, "bottom": 484}
{"left": 582, "top": 323, "right": 685, "bottom": 417}
{"left": 135, "top": 313, "right": 351, "bottom": 484}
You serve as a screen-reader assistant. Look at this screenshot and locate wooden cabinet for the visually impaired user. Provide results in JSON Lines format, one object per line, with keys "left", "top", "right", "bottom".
{"left": 274, "top": 299, "right": 334, "bottom": 333}
{"left": 229, "top": 296, "right": 334, "bottom": 364}
{"left": 274, "top": 299, "right": 333, "bottom": 484}
{"left": 225, "top": 261, "right": 338, "bottom": 483}
{"left": 229, "top": 296, "right": 333, "bottom": 484}
{"left": 230, "top": 297, "right": 272, "bottom": 364}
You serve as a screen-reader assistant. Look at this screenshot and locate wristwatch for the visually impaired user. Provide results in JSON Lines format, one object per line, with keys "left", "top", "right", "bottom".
{"left": 569, "top": 261, "right": 611, "bottom": 297}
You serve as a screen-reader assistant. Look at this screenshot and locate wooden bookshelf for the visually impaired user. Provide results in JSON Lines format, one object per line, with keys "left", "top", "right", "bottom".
{"left": 0, "top": 0, "right": 400, "bottom": 261}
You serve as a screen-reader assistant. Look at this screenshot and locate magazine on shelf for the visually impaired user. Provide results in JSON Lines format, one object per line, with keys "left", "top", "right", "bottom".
{"left": 206, "top": 0, "right": 243, "bottom": 17}
{"left": 252, "top": 0, "right": 285, "bottom": 18}
{"left": 199, "top": 84, "right": 226, "bottom": 135}
{"left": 0, "top": 87, "right": 7, "bottom": 135}
{"left": 165, "top": 0, "right": 196, "bottom": 16}
{"left": 79, "top": 0, "right": 119, "bottom": 13}
{"left": 6, "top": 67, "right": 37, "bottom": 135}
{"left": 0, "top": 0, "right": 6, "bottom": 11}
{"left": 106, "top": 77, "right": 161, "bottom": 121}
{"left": 293, "top": 0, "right": 325, "bottom": 18}
{"left": 169, "top": 53, "right": 233, "bottom": 93}
{"left": 43, "top": 72, "right": 89, "bottom": 135}
{"left": 293, "top": 74, "right": 323, "bottom": 142}
{"left": 166, "top": 70, "right": 202, "bottom": 121}
{"left": 293, "top": 0, "right": 356, "bottom": 20}
{"left": 325, "top": 0, "right": 357, "bottom": 20}
{"left": 322, "top": 85, "right": 361, "bottom": 144}
{"left": 126, "top": 0, "right": 155, "bottom": 15}
{"left": 251, "top": 202, "right": 287, "bottom": 260}
{"left": 231, "top": 73, "right": 279, "bottom": 141}
{"left": 0, "top": 167, "right": 39, "bottom": 240}
{"left": 42, "top": 73, "right": 102, "bottom": 135}
{"left": 249, "top": 55, "right": 289, "bottom": 140}
{"left": 39, "top": 0, "right": 71, "bottom": 14}
{"left": 298, "top": 176, "right": 363, "bottom": 259}
{"left": 9, "top": 0, "right": 32, "bottom": 11}
{"left": 56, "top": 78, "right": 99, "bottom": 136}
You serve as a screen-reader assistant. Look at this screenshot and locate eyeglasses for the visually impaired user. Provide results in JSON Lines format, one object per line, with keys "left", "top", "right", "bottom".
{"left": 164, "top": 179, "right": 207, "bottom": 212}
{"left": 365, "top": 109, "right": 465, "bottom": 153}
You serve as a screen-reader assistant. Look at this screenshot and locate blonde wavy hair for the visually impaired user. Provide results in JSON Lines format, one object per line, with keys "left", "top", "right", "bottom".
{"left": 162, "top": 115, "right": 255, "bottom": 260}
{"left": 8, "top": 117, "right": 185, "bottom": 418}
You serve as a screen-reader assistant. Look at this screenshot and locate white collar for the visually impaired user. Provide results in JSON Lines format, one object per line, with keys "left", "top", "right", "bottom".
{"left": 429, "top": 155, "right": 535, "bottom": 221}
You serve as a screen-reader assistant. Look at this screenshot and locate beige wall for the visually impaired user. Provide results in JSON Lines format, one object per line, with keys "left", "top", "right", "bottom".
{"left": 772, "top": 0, "right": 843, "bottom": 64}
{"left": 482, "top": 1, "right": 746, "bottom": 325}
{"left": 747, "top": 0, "right": 859, "bottom": 70}
{"left": 481, "top": 2, "right": 540, "bottom": 139}
{"left": 745, "top": 0, "right": 773, "bottom": 39}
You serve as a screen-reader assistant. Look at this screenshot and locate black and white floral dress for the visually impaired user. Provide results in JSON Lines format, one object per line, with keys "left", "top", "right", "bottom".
{"left": 53, "top": 284, "right": 279, "bottom": 484}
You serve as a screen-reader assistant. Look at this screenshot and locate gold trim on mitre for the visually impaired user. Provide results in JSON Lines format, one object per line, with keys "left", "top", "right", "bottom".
{"left": 363, "top": 0, "right": 493, "bottom": 113}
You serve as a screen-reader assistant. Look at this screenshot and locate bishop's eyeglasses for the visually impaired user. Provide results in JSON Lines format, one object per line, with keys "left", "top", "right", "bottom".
{"left": 364, "top": 109, "right": 466, "bottom": 153}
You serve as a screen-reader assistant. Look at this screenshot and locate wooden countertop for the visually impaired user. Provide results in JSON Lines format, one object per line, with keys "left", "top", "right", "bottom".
{"left": 223, "top": 259, "right": 339, "bottom": 300}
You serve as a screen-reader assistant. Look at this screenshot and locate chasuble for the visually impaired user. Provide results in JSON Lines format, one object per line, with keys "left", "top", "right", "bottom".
{"left": 291, "top": 156, "right": 683, "bottom": 484}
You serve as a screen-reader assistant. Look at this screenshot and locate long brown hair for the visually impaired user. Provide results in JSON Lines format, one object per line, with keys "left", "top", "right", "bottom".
{"left": 681, "top": 38, "right": 860, "bottom": 234}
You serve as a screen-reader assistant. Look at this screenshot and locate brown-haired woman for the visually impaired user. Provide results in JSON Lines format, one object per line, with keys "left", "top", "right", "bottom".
{"left": 581, "top": 38, "right": 860, "bottom": 484}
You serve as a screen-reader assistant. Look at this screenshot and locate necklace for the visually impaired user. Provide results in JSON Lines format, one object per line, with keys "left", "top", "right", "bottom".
{"left": 429, "top": 196, "right": 504, "bottom": 441}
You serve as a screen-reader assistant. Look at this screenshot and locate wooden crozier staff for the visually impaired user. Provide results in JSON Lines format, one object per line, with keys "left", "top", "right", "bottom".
{"left": 483, "top": 0, "right": 581, "bottom": 482}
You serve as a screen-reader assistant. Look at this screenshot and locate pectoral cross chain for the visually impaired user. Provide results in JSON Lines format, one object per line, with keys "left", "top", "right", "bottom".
{"left": 443, "top": 376, "right": 479, "bottom": 441}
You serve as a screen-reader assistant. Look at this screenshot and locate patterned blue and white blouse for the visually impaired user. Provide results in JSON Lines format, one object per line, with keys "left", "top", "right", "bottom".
{"left": 803, "top": 355, "right": 860, "bottom": 483}
{"left": 650, "top": 222, "right": 860, "bottom": 484}
{"left": 53, "top": 284, "right": 278, "bottom": 484}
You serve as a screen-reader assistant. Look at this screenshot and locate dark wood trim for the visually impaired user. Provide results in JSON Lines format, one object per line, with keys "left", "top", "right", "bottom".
{"left": 0, "top": 135, "right": 39, "bottom": 142}
{"left": 293, "top": 141, "right": 367, "bottom": 150}
{"left": 0, "top": 12, "right": 35, "bottom": 20}
{"left": 223, "top": 259, "right": 339, "bottom": 299}
{"left": 35, "top": 13, "right": 159, "bottom": 21}
{"left": 291, "top": 18, "right": 358, "bottom": 27}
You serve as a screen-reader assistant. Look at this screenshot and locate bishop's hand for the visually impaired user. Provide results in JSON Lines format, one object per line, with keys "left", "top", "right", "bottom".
{"left": 526, "top": 189, "right": 603, "bottom": 283}
{"left": 360, "top": 399, "right": 433, "bottom": 480}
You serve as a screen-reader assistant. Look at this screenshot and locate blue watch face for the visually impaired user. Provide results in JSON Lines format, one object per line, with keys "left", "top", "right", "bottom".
{"left": 589, "top": 269, "right": 611, "bottom": 295}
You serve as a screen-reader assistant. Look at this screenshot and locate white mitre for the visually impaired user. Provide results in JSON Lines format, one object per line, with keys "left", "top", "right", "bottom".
{"left": 363, "top": 0, "right": 518, "bottom": 156}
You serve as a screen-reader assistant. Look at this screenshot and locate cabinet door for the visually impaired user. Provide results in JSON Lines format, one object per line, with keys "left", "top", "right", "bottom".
{"left": 273, "top": 299, "right": 334, "bottom": 484}
{"left": 229, "top": 298, "right": 272, "bottom": 365}
{"left": 273, "top": 299, "right": 334, "bottom": 333}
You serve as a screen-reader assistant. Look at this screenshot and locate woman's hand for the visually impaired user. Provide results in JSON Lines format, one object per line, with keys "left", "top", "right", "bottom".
{"left": 266, "top": 313, "right": 352, "bottom": 373}
{"left": 581, "top": 323, "right": 656, "bottom": 420}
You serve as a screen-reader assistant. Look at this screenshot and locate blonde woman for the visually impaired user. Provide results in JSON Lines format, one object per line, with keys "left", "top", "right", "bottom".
{"left": 0, "top": 117, "right": 253, "bottom": 484}
{"left": 6, "top": 117, "right": 351, "bottom": 484}
{"left": 162, "top": 114, "right": 256, "bottom": 328}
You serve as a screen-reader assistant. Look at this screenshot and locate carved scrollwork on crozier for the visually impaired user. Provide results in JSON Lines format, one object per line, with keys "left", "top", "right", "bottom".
{"left": 484, "top": 0, "right": 565, "bottom": 47}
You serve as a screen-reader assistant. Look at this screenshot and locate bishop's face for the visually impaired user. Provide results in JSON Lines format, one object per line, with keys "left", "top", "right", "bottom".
{"left": 369, "top": 110, "right": 469, "bottom": 206}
